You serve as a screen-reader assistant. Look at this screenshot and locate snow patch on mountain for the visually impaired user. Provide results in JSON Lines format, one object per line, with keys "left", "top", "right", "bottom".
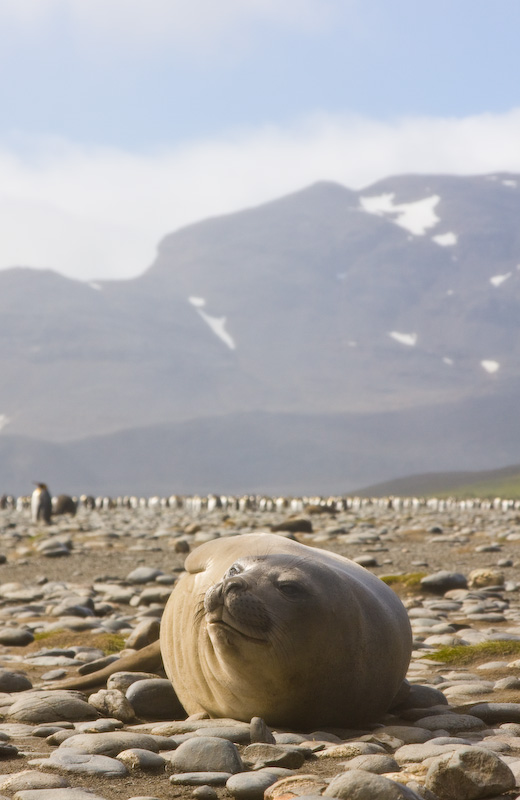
{"left": 189, "top": 296, "right": 206, "bottom": 307}
{"left": 0, "top": 414, "right": 10, "bottom": 432}
{"left": 189, "top": 297, "right": 236, "bottom": 350}
{"left": 89, "top": 282, "right": 102, "bottom": 291}
{"left": 389, "top": 331, "right": 417, "bottom": 347}
{"left": 359, "top": 193, "right": 440, "bottom": 236}
{"left": 481, "top": 360, "right": 500, "bottom": 374}
{"left": 432, "top": 232, "right": 457, "bottom": 247}
{"left": 490, "top": 273, "right": 512, "bottom": 287}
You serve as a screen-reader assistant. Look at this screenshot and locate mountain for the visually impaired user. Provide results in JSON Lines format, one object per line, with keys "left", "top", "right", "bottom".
{"left": 356, "top": 463, "right": 520, "bottom": 500}
{"left": 1, "top": 385, "right": 520, "bottom": 498}
{"left": 1, "top": 173, "right": 520, "bottom": 494}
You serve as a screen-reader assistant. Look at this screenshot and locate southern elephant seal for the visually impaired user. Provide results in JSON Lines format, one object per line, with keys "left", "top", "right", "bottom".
{"left": 160, "top": 533, "right": 412, "bottom": 730}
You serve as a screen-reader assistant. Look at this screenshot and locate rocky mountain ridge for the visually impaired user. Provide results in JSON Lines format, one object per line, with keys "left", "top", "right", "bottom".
{"left": 1, "top": 172, "right": 519, "bottom": 493}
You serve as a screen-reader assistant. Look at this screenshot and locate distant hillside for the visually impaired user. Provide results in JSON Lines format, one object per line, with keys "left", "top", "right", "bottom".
{"left": 2, "top": 389, "right": 520, "bottom": 497}
{"left": 356, "top": 463, "right": 520, "bottom": 499}
{"left": 1, "top": 173, "right": 520, "bottom": 493}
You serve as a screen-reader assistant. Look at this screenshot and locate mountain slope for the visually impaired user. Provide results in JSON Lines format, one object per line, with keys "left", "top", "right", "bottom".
{"left": 1, "top": 174, "right": 520, "bottom": 443}
{"left": 1, "top": 173, "right": 520, "bottom": 494}
{"left": 2, "top": 384, "right": 520, "bottom": 497}
{"left": 356, "top": 463, "right": 520, "bottom": 500}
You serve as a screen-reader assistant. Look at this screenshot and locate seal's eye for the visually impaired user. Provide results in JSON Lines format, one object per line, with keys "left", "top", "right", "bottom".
{"left": 278, "top": 582, "right": 305, "bottom": 599}
{"left": 226, "top": 563, "right": 242, "bottom": 578}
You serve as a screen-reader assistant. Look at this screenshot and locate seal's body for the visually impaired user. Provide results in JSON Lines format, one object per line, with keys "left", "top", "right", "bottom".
{"left": 31, "top": 483, "right": 52, "bottom": 525}
{"left": 160, "top": 533, "right": 412, "bottom": 730}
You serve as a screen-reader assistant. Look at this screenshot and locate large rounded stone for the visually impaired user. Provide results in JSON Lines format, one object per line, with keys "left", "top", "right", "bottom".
{"left": 88, "top": 689, "right": 135, "bottom": 723}
{"left": 324, "top": 769, "right": 422, "bottom": 799}
{"left": 59, "top": 731, "right": 160, "bottom": 756}
{"left": 168, "top": 736, "right": 244, "bottom": 774}
{"left": 31, "top": 749, "right": 129, "bottom": 778}
{"left": 0, "top": 771, "right": 70, "bottom": 792}
{"left": 425, "top": 746, "right": 515, "bottom": 800}
{"left": 0, "top": 628, "right": 34, "bottom": 646}
{"left": 227, "top": 769, "right": 292, "bottom": 800}
{"left": 125, "top": 678, "right": 184, "bottom": 720}
{"left": 0, "top": 671, "right": 32, "bottom": 693}
{"left": 8, "top": 692, "right": 98, "bottom": 723}
{"left": 420, "top": 571, "right": 467, "bottom": 593}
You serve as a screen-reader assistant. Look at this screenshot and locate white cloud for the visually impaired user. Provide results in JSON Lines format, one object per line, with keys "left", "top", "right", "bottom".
{"left": 2, "top": 108, "right": 520, "bottom": 281}
{"left": 0, "top": 0, "right": 332, "bottom": 53}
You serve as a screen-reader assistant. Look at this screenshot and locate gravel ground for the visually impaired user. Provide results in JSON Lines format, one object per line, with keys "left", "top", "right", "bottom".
{"left": 0, "top": 497, "right": 520, "bottom": 800}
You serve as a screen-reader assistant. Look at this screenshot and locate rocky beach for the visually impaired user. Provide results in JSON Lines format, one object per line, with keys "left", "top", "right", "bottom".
{"left": 1, "top": 495, "right": 520, "bottom": 799}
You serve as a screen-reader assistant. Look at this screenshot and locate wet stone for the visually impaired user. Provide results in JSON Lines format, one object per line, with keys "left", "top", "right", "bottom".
{"left": 77, "top": 655, "right": 119, "bottom": 675}
{"left": 125, "top": 677, "right": 184, "bottom": 720}
{"left": 192, "top": 788, "right": 218, "bottom": 800}
{"left": 116, "top": 748, "right": 166, "bottom": 771}
{"left": 413, "top": 713, "right": 486, "bottom": 733}
{"left": 58, "top": 731, "right": 161, "bottom": 756}
{"left": 469, "top": 702, "right": 520, "bottom": 724}
{"left": 7, "top": 692, "right": 98, "bottom": 723}
{"left": 126, "top": 567, "right": 164, "bottom": 584}
{"left": 169, "top": 736, "right": 245, "bottom": 774}
{"left": 88, "top": 688, "right": 135, "bottom": 723}
{"left": 0, "top": 742, "right": 20, "bottom": 759}
{"left": 75, "top": 718, "right": 124, "bottom": 733}
{"left": 324, "top": 769, "right": 422, "bottom": 799}
{"left": 0, "top": 771, "right": 70, "bottom": 792}
{"left": 227, "top": 769, "right": 294, "bottom": 800}
{"left": 12, "top": 790, "right": 109, "bottom": 800}
{"left": 250, "top": 716, "right": 276, "bottom": 744}
{"left": 394, "top": 742, "right": 467, "bottom": 764}
{"left": 170, "top": 772, "right": 232, "bottom": 786}
{"left": 316, "top": 741, "right": 387, "bottom": 759}
{"left": 194, "top": 726, "right": 251, "bottom": 744}
{"left": 420, "top": 571, "right": 468, "bottom": 593}
{"left": 242, "top": 743, "right": 306, "bottom": 770}
{"left": 29, "top": 749, "right": 129, "bottom": 777}
{"left": 0, "top": 628, "right": 34, "bottom": 646}
{"left": 264, "top": 774, "right": 328, "bottom": 800}
{"left": 0, "top": 671, "right": 32, "bottom": 692}
{"left": 425, "top": 745, "right": 515, "bottom": 799}
{"left": 107, "top": 671, "right": 161, "bottom": 693}
{"left": 44, "top": 730, "right": 82, "bottom": 746}
{"left": 32, "top": 725, "right": 73, "bottom": 738}
{"left": 342, "top": 753, "right": 400, "bottom": 774}
{"left": 124, "top": 619, "right": 161, "bottom": 649}
{"left": 41, "top": 669, "right": 67, "bottom": 682}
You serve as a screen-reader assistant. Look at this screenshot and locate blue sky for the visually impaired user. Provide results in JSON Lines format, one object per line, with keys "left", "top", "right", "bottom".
{"left": 1, "top": 0, "right": 520, "bottom": 281}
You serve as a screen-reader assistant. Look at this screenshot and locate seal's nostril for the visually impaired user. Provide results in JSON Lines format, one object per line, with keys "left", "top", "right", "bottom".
{"left": 223, "top": 576, "right": 247, "bottom": 593}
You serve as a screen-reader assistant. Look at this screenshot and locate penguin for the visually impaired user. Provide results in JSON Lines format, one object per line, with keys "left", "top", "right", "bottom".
{"left": 31, "top": 482, "right": 52, "bottom": 524}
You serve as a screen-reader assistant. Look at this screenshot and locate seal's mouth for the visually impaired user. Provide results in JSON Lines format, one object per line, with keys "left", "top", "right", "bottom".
{"left": 203, "top": 578, "right": 272, "bottom": 640}
{"left": 206, "top": 608, "right": 268, "bottom": 642}
{"left": 208, "top": 619, "right": 267, "bottom": 642}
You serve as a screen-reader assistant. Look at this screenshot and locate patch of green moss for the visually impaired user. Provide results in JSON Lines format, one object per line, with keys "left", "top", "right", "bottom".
{"left": 34, "top": 629, "right": 65, "bottom": 641}
{"left": 31, "top": 630, "right": 126, "bottom": 654}
{"left": 423, "top": 640, "right": 520, "bottom": 665}
{"left": 100, "top": 633, "right": 126, "bottom": 654}
{"left": 380, "top": 572, "right": 428, "bottom": 589}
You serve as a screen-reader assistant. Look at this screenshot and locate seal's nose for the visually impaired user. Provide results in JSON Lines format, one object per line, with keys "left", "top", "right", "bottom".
{"left": 222, "top": 575, "right": 248, "bottom": 594}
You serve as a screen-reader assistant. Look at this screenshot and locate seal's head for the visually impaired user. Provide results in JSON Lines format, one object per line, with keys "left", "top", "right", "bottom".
{"left": 204, "top": 558, "right": 275, "bottom": 642}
